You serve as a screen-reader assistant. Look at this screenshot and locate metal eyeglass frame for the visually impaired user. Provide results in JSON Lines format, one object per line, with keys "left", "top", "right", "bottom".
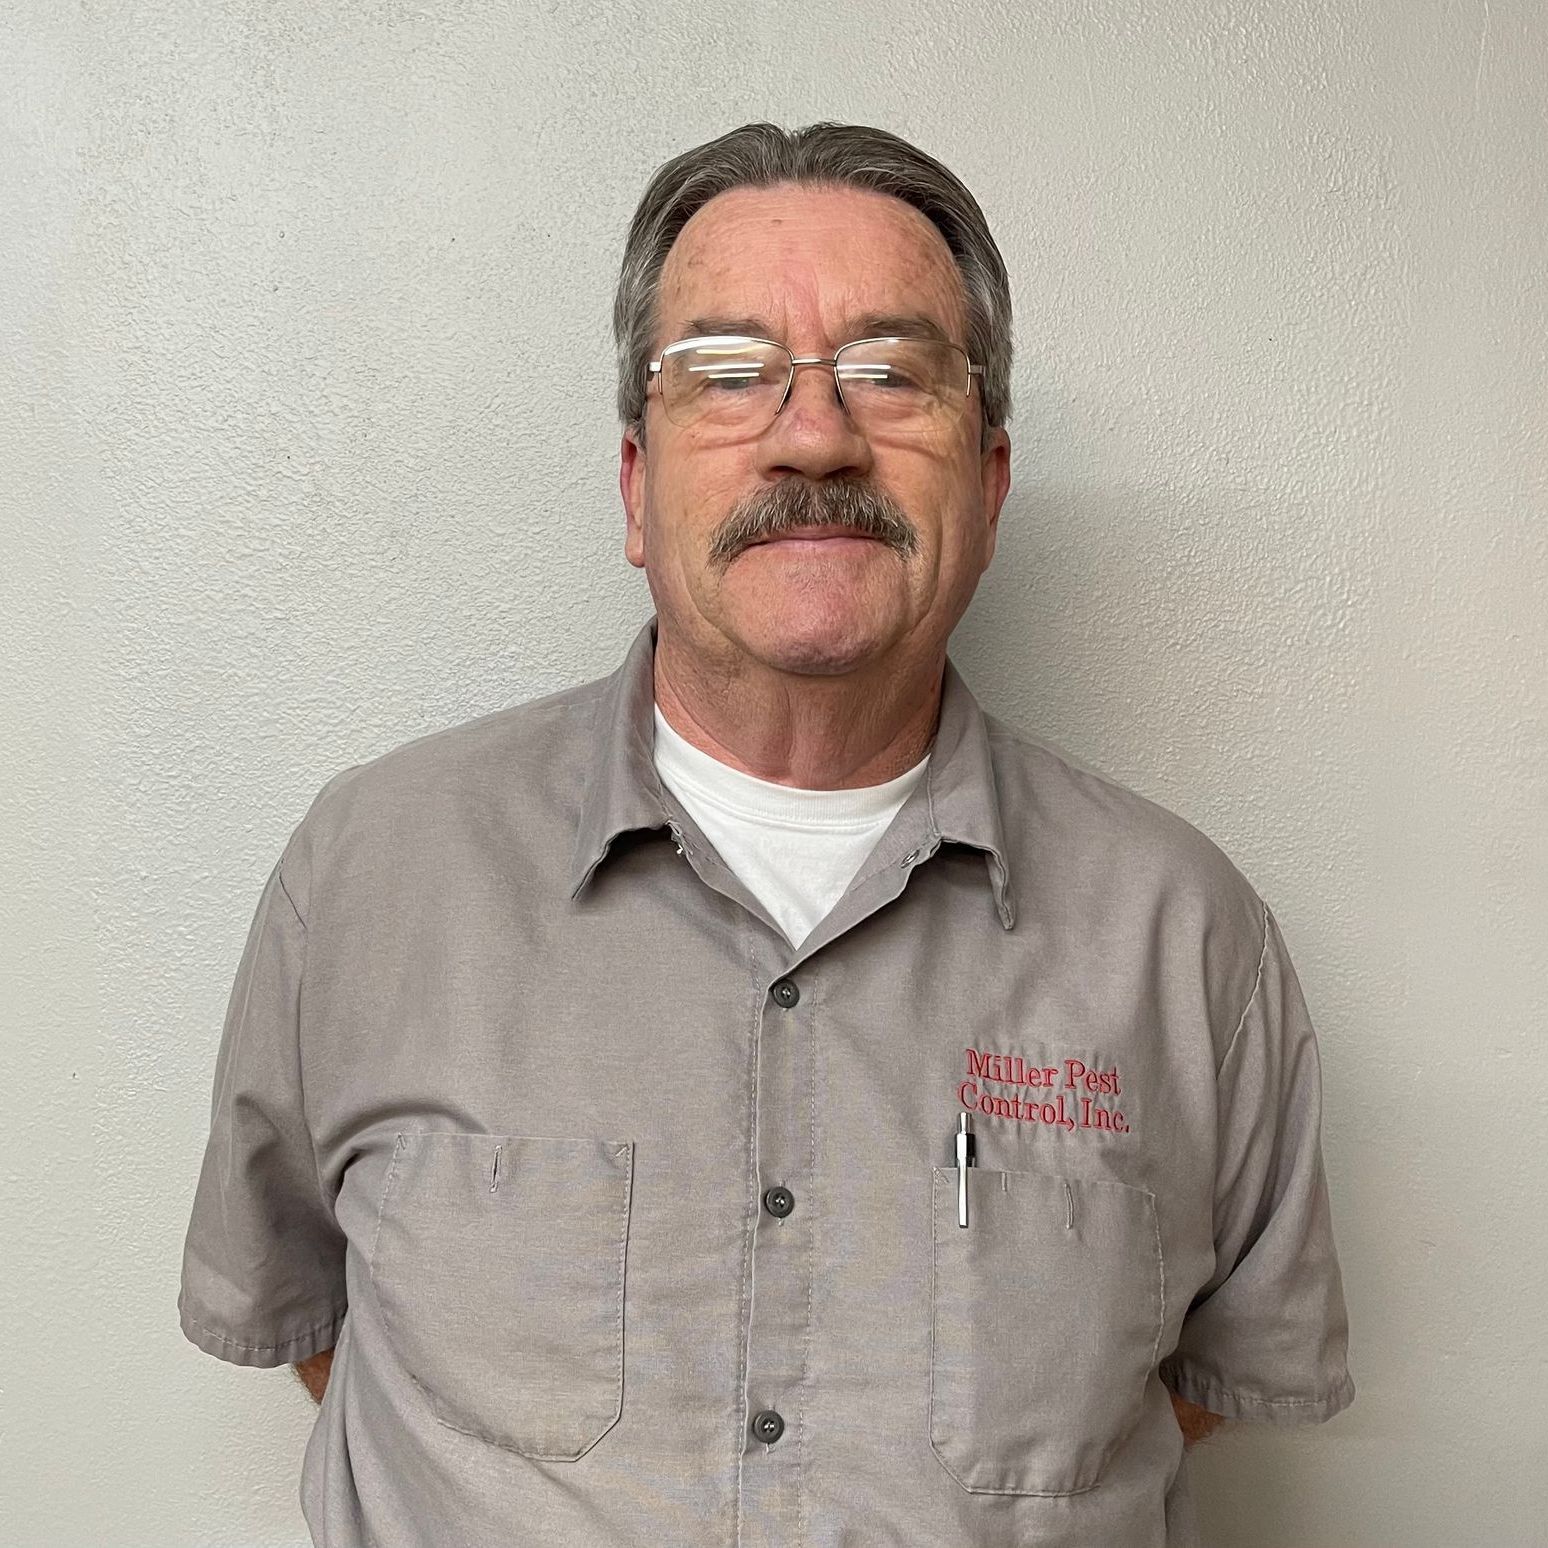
{"left": 646, "top": 333, "right": 985, "bottom": 429}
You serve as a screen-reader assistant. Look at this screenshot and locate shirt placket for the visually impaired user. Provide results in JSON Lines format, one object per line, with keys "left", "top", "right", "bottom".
{"left": 662, "top": 801, "right": 943, "bottom": 1548}
{"left": 736, "top": 955, "right": 814, "bottom": 1548}
{"left": 661, "top": 816, "right": 814, "bottom": 1542}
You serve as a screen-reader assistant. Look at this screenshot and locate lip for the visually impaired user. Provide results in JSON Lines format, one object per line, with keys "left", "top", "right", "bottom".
{"left": 745, "top": 526, "right": 883, "bottom": 549}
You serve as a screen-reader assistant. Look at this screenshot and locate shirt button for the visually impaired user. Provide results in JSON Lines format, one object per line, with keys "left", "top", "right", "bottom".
{"left": 751, "top": 1409, "right": 785, "bottom": 1443}
{"left": 763, "top": 1185, "right": 795, "bottom": 1218}
{"left": 769, "top": 977, "right": 800, "bottom": 1009}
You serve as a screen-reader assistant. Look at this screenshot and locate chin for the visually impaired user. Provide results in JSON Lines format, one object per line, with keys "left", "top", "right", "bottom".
{"left": 757, "top": 643, "right": 869, "bottom": 677}
{"left": 734, "top": 608, "right": 892, "bottom": 678}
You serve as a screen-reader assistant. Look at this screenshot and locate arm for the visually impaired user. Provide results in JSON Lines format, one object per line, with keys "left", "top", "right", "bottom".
{"left": 294, "top": 1347, "right": 334, "bottom": 1404}
{"left": 1170, "top": 1390, "right": 1226, "bottom": 1449}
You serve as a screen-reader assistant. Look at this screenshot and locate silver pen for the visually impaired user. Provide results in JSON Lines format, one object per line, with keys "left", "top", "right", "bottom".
{"left": 955, "top": 1112, "right": 976, "bottom": 1227}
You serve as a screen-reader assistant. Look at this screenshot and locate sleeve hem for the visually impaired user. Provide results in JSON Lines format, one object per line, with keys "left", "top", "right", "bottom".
{"left": 1159, "top": 1361, "right": 1355, "bottom": 1426}
{"left": 178, "top": 1296, "right": 347, "bottom": 1368}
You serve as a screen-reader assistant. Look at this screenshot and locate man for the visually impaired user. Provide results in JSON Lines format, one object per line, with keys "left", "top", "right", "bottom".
{"left": 179, "top": 121, "right": 1353, "bottom": 1548}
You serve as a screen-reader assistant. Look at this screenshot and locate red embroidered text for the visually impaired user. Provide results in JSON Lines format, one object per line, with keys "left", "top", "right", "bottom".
{"left": 959, "top": 1048, "right": 1131, "bottom": 1135}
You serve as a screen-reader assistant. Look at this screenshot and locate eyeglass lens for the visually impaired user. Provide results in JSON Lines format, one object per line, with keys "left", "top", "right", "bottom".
{"left": 657, "top": 338, "right": 970, "bottom": 434}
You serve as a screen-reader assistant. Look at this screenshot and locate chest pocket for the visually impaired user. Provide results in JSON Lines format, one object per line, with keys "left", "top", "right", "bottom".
{"left": 929, "top": 1165, "right": 1164, "bottom": 1495}
{"left": 368, "top": 1132, "right": 633, "bottom": 1459}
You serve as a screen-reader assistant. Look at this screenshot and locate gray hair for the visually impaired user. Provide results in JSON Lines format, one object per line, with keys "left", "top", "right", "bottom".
{"left": 613, "top": 121, "right": 1013, "bottom": 445}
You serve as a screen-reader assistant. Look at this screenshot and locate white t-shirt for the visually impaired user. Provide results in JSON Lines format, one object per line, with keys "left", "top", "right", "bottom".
{"left": 651, "top": 703, "right": 930, "bottom": 949}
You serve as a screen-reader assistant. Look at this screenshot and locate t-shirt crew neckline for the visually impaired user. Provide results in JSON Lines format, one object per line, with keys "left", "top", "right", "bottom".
{"left": 650, "top": 703, "right": 931, "bottom": 831}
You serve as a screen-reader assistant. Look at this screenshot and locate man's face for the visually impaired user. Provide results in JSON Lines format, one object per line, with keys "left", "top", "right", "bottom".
{"left": 621, "top": 182, "right": 1011, "bottom": 679}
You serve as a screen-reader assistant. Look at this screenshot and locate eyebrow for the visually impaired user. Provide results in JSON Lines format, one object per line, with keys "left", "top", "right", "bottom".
{"left": 679, "top": 312, "right": 956, "bottom": 347}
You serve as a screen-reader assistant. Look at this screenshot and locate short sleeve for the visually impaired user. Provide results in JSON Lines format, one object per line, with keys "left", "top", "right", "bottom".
{"left": 1160, "top": 900, "right": 1355, "bottom": 1424}
{"left": 177, "top": 852, "right": 348, "bottom": 1368}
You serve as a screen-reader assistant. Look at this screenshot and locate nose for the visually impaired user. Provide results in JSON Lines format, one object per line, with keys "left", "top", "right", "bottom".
{"left": 755, "top": 359, "right": 873, "bottom": 483}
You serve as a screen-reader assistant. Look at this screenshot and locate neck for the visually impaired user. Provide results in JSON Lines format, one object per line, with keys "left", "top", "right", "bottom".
{"left": 651, "top": 622, "right": 943, "bottom": 790}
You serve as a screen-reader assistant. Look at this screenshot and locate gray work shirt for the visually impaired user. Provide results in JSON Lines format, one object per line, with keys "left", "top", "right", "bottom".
{"left": 179, "top": 614, "right": 1353, "bottom": 1548}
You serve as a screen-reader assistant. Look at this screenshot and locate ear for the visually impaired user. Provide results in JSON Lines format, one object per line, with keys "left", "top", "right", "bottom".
{"left": 979, "top": 424, "right": 1011, "bottom": 565}
{"left": 620, "top": 426, "right": 647, "bottom": 569}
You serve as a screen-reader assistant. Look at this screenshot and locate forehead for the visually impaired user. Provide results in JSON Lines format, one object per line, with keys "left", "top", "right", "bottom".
{"left": 656, "top": 182, "right": 967, "bottom": 346}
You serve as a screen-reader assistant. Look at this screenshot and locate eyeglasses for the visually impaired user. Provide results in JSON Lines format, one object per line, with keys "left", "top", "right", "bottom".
{"left": 647, "top": 334, "right": 984, "bottom": 437}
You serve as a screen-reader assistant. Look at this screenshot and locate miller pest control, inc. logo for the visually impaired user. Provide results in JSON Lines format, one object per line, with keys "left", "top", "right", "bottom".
{"left": 959, "top": 1047, "right": 1132, "bottom": 1135}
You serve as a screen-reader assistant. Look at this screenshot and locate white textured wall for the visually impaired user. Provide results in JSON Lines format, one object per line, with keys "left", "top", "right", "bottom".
{"left": 3, "top": 2, "right": 1544, "bottom": 1543}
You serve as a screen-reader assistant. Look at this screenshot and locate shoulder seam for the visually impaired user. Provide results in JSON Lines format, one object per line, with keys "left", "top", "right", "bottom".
{"left": 274, "top": 848, "right": 331, "bottom": 1223}
{"left": 1217, "top": 896, "right": 1270, "bottom": 1074}
{"left": 276, "top": 857, "right": 307, "bottom": 930}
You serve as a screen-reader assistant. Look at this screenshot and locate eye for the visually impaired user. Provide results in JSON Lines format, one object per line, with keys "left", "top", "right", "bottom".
{"left": 696, "top": 364, "right": 766, "bottom": 392}
{"left": 841, "top": 361, "right": 925, "bottom": 391}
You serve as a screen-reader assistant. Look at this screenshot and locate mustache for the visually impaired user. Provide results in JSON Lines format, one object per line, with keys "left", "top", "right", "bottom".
{"left": 707, "top": 478, "right": 920, "bottom": 570}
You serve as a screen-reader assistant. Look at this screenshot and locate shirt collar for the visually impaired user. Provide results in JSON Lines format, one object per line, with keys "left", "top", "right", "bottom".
{"left": 566, "top": 614, "right": 1015, "bottom": 929}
